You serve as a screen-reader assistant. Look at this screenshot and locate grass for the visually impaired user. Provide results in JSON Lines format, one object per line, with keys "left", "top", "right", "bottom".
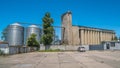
{"left": 38, "top": 49, "right": 78, "bottom": 52}
{"left": 39, "top": 49, "right": 64, "bottom": 52}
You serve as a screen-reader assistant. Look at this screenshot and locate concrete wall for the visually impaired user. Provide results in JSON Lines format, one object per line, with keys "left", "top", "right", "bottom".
{"left": 40, "top": 45, "right": 89, "bottom": 51}
{"left": 5, "top": 46, "right": 37, "bottom": 55}
{"left": 0, "top": 43, "right": 9, "bottom": 54}
{"left": 0, "top": 48, "right": 9, "bottom": 54}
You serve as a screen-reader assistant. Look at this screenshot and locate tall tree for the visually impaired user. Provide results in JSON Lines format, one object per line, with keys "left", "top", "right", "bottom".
{"left": 27, "top": 33, "right": 39, "bottom": 48}
{"left": 118, "top": 36, "right": 120, "bottom": 41}
{"left": 112, "top": 36, "right": 118, "bottom": 41}
{"left": 41, "top": 12, "right": 54, "bottom": 50}
{"left": 1, "top": 28, "right": 7, "bottom": 41}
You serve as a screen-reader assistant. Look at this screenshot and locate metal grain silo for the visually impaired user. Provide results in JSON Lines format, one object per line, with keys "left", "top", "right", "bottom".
{"left": 26, "top": 25, "right": 41, "bottom": 42}
{"left": 6, "top": 23, "right": 24, "bottom": 46}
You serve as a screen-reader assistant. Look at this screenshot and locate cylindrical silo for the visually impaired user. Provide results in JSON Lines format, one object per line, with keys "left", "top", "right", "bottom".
{"left": 6, "top": 23, "right": 24, "bottom": 46}
{"left": 26, "top": 25, "right": 41, "bottom": 43}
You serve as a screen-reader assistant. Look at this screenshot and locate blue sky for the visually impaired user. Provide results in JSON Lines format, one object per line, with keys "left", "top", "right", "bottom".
{"left": 0, "top": 0, "right": 120, "bottom": 40}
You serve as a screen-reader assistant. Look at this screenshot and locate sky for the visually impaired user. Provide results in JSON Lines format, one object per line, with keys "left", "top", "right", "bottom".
{"left": 0, "top": 0, "right": 120, "bottom": 40}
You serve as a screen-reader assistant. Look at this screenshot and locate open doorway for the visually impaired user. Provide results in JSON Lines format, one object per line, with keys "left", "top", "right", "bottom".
{"left": 106, "top": 44, "right": 110, "bottom": 49}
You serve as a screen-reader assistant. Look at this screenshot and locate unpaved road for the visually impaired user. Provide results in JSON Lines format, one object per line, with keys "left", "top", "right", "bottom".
{"left": 0, "top": 51, "right": 120, "bottom": 68}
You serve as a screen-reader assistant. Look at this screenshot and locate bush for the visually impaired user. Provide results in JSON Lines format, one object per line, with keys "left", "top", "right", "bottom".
{"left": 26, "top": 33, "right": 40, "bottom": 48}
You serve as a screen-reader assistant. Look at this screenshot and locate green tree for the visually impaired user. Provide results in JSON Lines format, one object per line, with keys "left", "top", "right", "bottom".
{"left": 1, "top": 28, "right": 7, "bottom": 41}
{"left": 118, "top": 36, "right": 120, "bottom": 41}
{"left": 112, "top": 36, "right": 118, "bottom": 41}
{"left": 40, "top": 12, "right": 54, "bottom": 50}
{"left": 27, "top": 33, "right": 39, "bottom": 48}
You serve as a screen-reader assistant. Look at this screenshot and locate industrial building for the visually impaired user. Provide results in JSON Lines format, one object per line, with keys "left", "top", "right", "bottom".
{"left": 2, "top": 23, "right": 59, "bottom": 46}
{"left": 89, "top": 41, "right": 120, "bottom": 50}
{"left": 0, "top": 11, "right": 120, "bottom": 53}
{"left": 26, "top": 25, "right": 41, "bottom": 43}
{"left": 4, "top": 23, "right": 24, "bottom": 46}
{"left": 61, "top": 11, "right": 116, "bottom": 45}
{"left": 1, "top": 23, "right": 42, "bottom": 54}
{"left": 2, "top": 11, "right": 116, "bottom": 46}
{"left": 2, "top": 23, "right": 42, "bottom": 46}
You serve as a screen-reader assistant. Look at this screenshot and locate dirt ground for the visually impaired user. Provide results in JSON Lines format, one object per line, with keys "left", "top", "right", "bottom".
{"left": 0, "top": 50, "right": 120, "bottom": 68}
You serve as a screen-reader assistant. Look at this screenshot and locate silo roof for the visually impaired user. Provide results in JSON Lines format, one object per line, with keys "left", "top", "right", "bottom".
{"left": 11, "top": 23, "right": 21, "bottom": 26}
{"left": 29, "top": 25, "right": 39, "bottom": 28}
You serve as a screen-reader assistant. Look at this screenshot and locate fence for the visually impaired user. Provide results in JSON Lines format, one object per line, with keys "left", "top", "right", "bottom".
{"left": 89, "top": 45, "right": 104, "bottom": 50}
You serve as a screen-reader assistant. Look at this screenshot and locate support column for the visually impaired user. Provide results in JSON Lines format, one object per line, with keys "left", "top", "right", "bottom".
{"left": 94, "top": 31, "right": 97, "bottom": 44}
{"left": 92, "top": 31, "right": 94, "bottom": 44}
{"left": 112, "top": 33, "right": 115, "bottom": 40}
{"left": 100, "top": 31, "right": 102, "bottom": 42}
{"left": 86, "top": 30, "right": 88, "bottom": 45}
{"left": 106, "top": 32, "right": 108, "bottom": 41}
{"left": 84, "top": 30, "right": 86, "bottom": 45}
{"left": 107, "top": 33, "right": 109, "bottom": 41}
{"left": 96, "top": 31, "right": 98, "bottom": 44}
{"left": 94, "top": 31, "right": 96, "bottom": 44}
{"left": 110, "top": 33, "right": 112, "bottom": 41}
{"left": 104, "top": 32, "right": 106, "bottom": 41}
{"left": 98, "top": 31, "right": 100, "bottom": 44}
{"left": 95, "top": 31, "right": 97, "bottom": 44}
{"left": 81, "top": 29, "right": 84, "bottom": 45}
{"left": 103, "top": 32, "right": 105, "bottom": 41}
{"left": 105, "top": 32, "right": 107, "bottom": 41}
{"left": 97, "top": 31, "right": 99, "bottom": 44}
{"left": 108, "top": 33, "right": 110, "bottom": 41}
{"left": 93, "top": 31, "right": 95, "bottom": 44}
{"left": 85, "top": 30, "right": 88, "bottom": 45}
{"left": 89, "top": 30, "right": 92, "bottom": 45}
{"left": 87, "top": 30, "right": 90, "bottom": 45}
{"left": 90, "top": 31, "right": 92, "bottom": 44}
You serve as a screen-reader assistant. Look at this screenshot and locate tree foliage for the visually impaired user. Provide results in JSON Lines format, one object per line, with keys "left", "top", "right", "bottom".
{"left": 1, "top": 28, "right": 7, "bottom": 41}
{"left": 119, "top": 37, "right": 120, "bottom": 40}
{"left": 27, "top": 33, "right": 39, "bottom": 47}
{"left": 112, "top": 36, "right": 118, "bottom": 41}
{"left": 40, "top": 12, "right": 54, "bottom": 46}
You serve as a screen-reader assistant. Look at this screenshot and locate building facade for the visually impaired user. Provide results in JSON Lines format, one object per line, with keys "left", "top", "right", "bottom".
{"left": 61, "top": 11, "right": 115, "bottom": 45}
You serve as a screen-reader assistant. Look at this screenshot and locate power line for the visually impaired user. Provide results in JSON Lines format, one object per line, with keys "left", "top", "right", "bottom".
{"left": 19, "top": 22, "right": 65, "bottom": 28}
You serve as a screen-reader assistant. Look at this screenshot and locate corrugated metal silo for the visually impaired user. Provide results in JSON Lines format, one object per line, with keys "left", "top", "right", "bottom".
{"left": 6, "top": 23, "right": 24, "bottom": 46}
{"left": 26, "top": 25, "right": 41, "bottom": 43}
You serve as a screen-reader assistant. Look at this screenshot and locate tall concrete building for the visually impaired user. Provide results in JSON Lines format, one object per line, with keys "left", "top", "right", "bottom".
{"left": 61, "top": 11, "right": 115, "bottom": 45}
